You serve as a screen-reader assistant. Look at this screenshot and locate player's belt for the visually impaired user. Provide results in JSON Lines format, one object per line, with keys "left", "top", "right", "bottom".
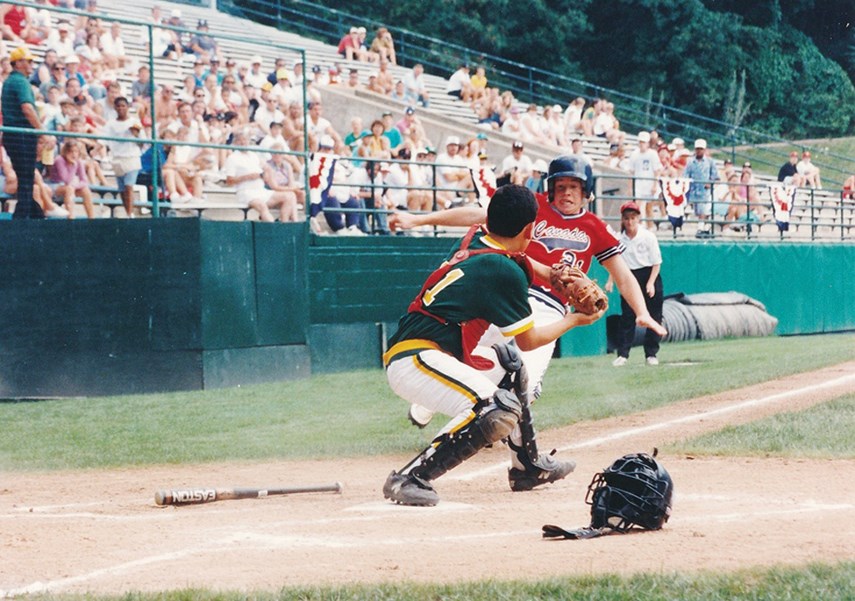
{"left": 383, "top": 339, "right": 442, "bottom": 367}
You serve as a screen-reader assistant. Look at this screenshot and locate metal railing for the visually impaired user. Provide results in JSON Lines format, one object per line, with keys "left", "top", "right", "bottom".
{"left": 213, "top": 0, "right": 853, "bottom": 187}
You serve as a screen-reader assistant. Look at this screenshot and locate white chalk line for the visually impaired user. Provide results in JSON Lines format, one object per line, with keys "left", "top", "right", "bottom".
{"left": 451, "top": 372, "right": 855, "bottom": 482}
{"left": 3, "top": 371, "right": 853, "bottom": 596}
{"left": 5, "top": 497, "right": 853, "bottom": 597}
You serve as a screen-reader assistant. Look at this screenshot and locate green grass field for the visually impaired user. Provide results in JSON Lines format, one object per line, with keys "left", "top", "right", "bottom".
{"left": 4, "top": 333, "right": 854, "bottom": 600}
{"left": 2, "top": 334, "right": 853, "bottom": 471}
{"left": 734, "top": 136, "right": 855, "bottom": 185}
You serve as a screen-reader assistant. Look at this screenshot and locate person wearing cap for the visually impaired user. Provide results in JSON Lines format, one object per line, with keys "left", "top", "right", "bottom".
{"left": 306, "top": 101, "right": 343, "bottom": 153}
{"left": 103, "top": 96, "right": 143, "bottom": 218}
{"left": 796, "top": 150, "right": 821, "bottom": 189}
{"left": 271, "top": 67, "right": 296, "bottom": 108}
{"left": 605, "top": 201, "right": 664, "bottom": 367}
{"left": 203, "top": 56, "right": 225, "bottom": 86}
{"left": 445, "top": 63, "right": 473, "bottom": 103}
{"left": 670, "top": 137, "right": 691, "bottom": 170}
{"left": 394, "top": 106, "right": 423, "bottom": 139}
{"left": 498, "top": 141, "right": 532, "bottom": 186}
{"left": 434, "top": 135, "right": 470, "bottom": 207}
{"left": 253, "top": 93, "right": 286, "bottom": 137}
{"left": 46, "top": 20, "right": 74, "bottom": 61}
{"left": 190, "top": 19, "right": 219, "bottom": 64}
{"left": 626, "top": 131, "right": 663, "bottom": 227}
{"left": 682, "top": 138, "right": 718, "bottom": 223}
{"left": 525, "top": 159, "right": 549, "bottom": 194}
{"left": 337, "top": 26, "right": 365, "bottom": 61}
{"left": 2, "top": 46, "right": 45, "bottom": 218}
{"left": 500, "top": 105, "right": 523, "bottom": 137}
{"left": 244, "top": 55, "right": 267, "bottom": 89}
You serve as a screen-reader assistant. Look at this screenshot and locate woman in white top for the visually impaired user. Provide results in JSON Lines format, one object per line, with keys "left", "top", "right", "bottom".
{"left": 605, "top": 201, "right": 664, "bottom": 366}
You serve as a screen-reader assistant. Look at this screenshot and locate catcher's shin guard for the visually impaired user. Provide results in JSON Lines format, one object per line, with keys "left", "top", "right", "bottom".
{"left": 507, "top": 396, "right": 576, "bottom": 492}
{"left": 492, "top": 343, "right": 528, "bottom": 399}
{"left": 410, "top": 389, "right": 522, "bottom": 482}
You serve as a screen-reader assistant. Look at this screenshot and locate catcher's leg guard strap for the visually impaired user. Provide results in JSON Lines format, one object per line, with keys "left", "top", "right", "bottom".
{"left": 412, "top": 389, "right": 521, "bottom": 482}
{"left": 492, "top": 343, "right": 529, "bottom": 402}
{"left": 511, "top": 392, "right": 542, "bottom": 465}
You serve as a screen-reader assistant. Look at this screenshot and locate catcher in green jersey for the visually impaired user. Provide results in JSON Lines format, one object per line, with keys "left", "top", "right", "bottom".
{"left": 382, "top": 184, "right": 604, "bottom": 506}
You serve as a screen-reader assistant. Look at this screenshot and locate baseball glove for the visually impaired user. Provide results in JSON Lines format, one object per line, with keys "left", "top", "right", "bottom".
{"left": 549, "top": 264, "right": 608, "bottom": 314}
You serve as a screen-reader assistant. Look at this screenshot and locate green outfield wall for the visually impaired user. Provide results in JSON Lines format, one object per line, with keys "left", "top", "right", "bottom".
{"left": 0, "top": 221, "right": 851, "bottom": 396}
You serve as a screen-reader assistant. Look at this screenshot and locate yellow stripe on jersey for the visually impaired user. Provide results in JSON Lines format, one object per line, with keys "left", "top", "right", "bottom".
{"left": 413, "top": 353, "right": 482, "bottom": 406}
{"left": 382, "top": 339, "right": 441, "bottom": 366}
{"left": 499, "top": 315, "right": 535, "bottom": 338}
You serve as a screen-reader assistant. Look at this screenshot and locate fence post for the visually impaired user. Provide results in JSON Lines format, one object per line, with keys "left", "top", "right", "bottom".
{"left": 147, "top": 23, "right": 159, "bottom": 218}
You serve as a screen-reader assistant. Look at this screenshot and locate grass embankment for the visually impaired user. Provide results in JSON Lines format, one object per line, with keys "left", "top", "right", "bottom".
{"left": 731, "top": 136, "right": 855, "bottom": 185}
{"left": 1, "top": 333, "right": 853, "bottom": 471}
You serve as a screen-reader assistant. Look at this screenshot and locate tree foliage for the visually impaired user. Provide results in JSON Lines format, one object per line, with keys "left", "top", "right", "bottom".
{"left": 307, "top": 0, "right": 855, "bottom": 137}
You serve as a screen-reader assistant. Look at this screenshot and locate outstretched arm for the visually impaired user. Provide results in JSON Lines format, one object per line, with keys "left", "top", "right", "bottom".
{"left": 514, "top": 308, "right": 605, "bottom": 352}
{"left": 602, "top": 255, "right": 667, "bottom": 337}
{"left": 389, "top": 204, "right": 487, "bottom": 230}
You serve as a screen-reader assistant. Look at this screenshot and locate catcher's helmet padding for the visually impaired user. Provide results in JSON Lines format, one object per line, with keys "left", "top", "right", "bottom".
{"left": 585, "top": 453, "right": 673, "bottom": 532}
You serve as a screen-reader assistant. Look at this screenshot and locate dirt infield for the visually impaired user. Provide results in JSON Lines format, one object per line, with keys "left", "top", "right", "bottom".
{"left": 2, "top": 361, "right": 854, "bottom": 597}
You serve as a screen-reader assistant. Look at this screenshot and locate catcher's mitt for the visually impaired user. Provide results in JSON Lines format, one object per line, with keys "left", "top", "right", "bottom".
{"left": 549, "top": 264, "right": 608, "bottom": 314}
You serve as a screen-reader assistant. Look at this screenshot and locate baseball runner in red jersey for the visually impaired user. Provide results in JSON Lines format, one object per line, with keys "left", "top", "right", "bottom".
{"left": 389, "top": 155, "right": 667, "bottom": 492}
{"left": 382, "top": 185, "right": 604, "bottom": 506}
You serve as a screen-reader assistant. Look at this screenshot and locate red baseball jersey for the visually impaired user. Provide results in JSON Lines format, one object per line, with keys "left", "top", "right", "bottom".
{"left": 527, "top": 193, "right": 623, "bottom": 290}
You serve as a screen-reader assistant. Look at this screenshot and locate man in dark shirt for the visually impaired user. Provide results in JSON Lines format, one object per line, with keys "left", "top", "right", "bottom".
{"left": 777, "top": 151, "right": 803, "bottom": 186}
{"left": 1, "top": 46, "right": 44, "bottom": 218}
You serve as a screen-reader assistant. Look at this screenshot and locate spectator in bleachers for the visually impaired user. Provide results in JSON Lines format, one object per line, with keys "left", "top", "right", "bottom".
{"left": 721, "top": 158, "right": 735, "bottom": 181}
{"left": 29, "top": 0, "right": 53, "bottom": 44}
{"left": 375, "top": 57, "right": 394, "bottom": 94}
{"left": 165, "top": 126, "right": 205, "bottom": 200}
{"left": 99, "top": 21, "right": 126, "bottom": 70}
{"left": 446, "top": 63, "right": 473, "bottom": 103}
{"left": 395, "top": 106, "right": 424, "bottom": 140}
{"left": 47, "top": 20, "right": 74, "bottom": 60}
{"left": 356, "top": 27, "right": 377, "bottom": 63}
{"left": 360, "top": 119, "right": 392, "bottom": 160}
{"left": 67, "top": 115, "right": 108, "bottom": 186}
{"left": 497, "top": 140, "right": 531, "bottom": 186}
{"left": 203, "top": 56, "right": 225, "bottom": 86}
{"left": 306, "top": 100, "right": 342, "bottom": 153}
{"left": 370, "top": 27, "right": 396, "bottom": 65}
{"left": 658, "top": 144, "right": 680, "bottom": 178}
{"left": 563, "top": 96, "right": 585, "bottom": 136}
{"left": 168, "top": 8, "right": 192, "bottom": 57}
{"left": 258, "top": 121, "right": 290, "bottom": 164}
{"left": 103, "top": 96, "right": 142, "bottom": 217}
{"left": 130, "top": 64, "right": 150, "bottom": 104}
{"left": 223, "top": 129, "right": 289, "bottom": 222}
{"left": 626, "top": 131, "right": 663, "bottom": 227}
{"left": 145, "top": 5, "right": 179, "bottom": 60}
{"left": 570, "top": 136, "right": 592, "bottom": 167}
{"left": 777, "top": 151, "right": 800, "bottom": 185}
{"left": 434, "top": 135, "right": 470, "bottom": 207}
{"left": 365, "top": 71, "right": 385, "bottom": 95}
{"left": 543, "top": 104, "right": 568, "bottom": 147}
{"left": 525, "top": 159, "right": 548, "bottom": 194}
{"left": 501, "top": 105, "right": 522, "bottom": 137}
{"left": 153, "top": 84, "right": 178, "bottom": 130}
{"left": 39, "top": 83, "right": 63, "bottom": 125}
{"left": 380, "top": 157, "right": 409, "bottom": 212}
{"left": 606, "top": 142, "right": 629, "bottom": 170}
{"left": 380, "top": 110, "right": 404, "bottom": 156}
{"left": 343, "top": 116, "right": 367, "bottom": 155}
{"left": 670, "top": 137, "right": 691, "bottom": 170}
{"left": 244, "top": 55, "right": 266, "bottom": 89}
{"left": 389, "top": 79, "right": 406, "bottom": 103}
{"left": 32, "top": 48, "right": 58, "bottom": 88}
{"left": 469, "top": 65, "right": 488, "bottom": 103}
{"left": 62, "top": 54, "right": 85, "bottom": 87}
{"left": 796, "top": 151, "right": 821, "bottom": 189}
{"left": 271, "top": 68, "right": 296, "bottom": 109}
{"left": 842, "top": 175, "right": 854, "bottom": 200}
{"left": 252, "top": 94, "right": 285, "bottom": 138}
{"left": 682, "top": 138, "right": 718, "bottom": 223}
{"left": 345, "top": 67, "right": 360, "bottom": 90}
{"left": 64, "top": 77, "right": 97, "bottom": 120}
{"left": 202, "top": 73, "right": 228, "bottom": 117}
{"left": 265, "top": 57, "right": 287, "bottom": 86}
{"left": 75, "top": 31, "right": 104, "bottom": 72}
{"left": 221, "top": 74, "right": 249, "bottom": 123}
{"left": 337, "top": 26, "right": 364, "bottom": 62}
{"left": 48, "top": 139, "right": 96, "bottom": 218}
{"left": 262, "top": 142, "right": 301, "bottom": 222}
{"left": 714, "top": 172, "right": 742, "bottom": 226}
{"left": 736, "top": 162, "right": 765, "bottom": 223}
{"left": 403, "top": 63, "right": 429, "bottom": 108}
{"left": 474, "top": 100, "right": 499, "bottom": 131}
{"left": 578, "top": 98, "right": 598, "bottom": 136}
{"left": 189, "top": 19, "right": 219, "bottom": 63}
{"left": 281, "top": 100, "right": 304, "bottom": 150}
{"left": 0, "top": 4, "right": 40, "bottom": 45}
{"left": 519, "top": 103, "right": 552, "bottom": 146}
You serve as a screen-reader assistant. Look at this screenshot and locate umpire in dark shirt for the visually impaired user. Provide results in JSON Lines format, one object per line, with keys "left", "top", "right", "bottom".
{"left": 2, "top": 46, "right": 44, "bottom": 219}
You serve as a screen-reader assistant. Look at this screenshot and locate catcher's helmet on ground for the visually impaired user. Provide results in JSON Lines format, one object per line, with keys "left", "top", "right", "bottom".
{"left": 585, "top": 452, "right": 673, "bottom": 532}
{"left": 546, "top": 154, "right": 588, "bottom": 184}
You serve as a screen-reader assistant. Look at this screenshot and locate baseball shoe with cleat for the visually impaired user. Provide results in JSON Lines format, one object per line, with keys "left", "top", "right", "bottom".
{"left": 508, "top": 452, "right": 576, "bottom": 492}
{"left": 383, "top": 470, "right": 439, "bottom": 506}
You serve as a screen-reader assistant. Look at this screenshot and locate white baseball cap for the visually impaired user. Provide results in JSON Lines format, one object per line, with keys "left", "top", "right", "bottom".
{"left": 445, "top": 135, "right": 460, "bottom": 146}
{"left": 637, "top": 131, "right": 651, "bottom": 143}
{"left": 250, "top": 54, "right": 262, "bottom": 64}
{"left": 533, "top": 159, "right": 548, "bottom": 173}
{"left": 694, "top": 138, "right": 707, "bottom": 149}
{"left": 319, "top": 134, "right": 335, "bottom": 149}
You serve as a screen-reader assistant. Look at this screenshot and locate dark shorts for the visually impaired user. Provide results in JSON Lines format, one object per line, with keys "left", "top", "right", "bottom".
{"left": 447, "top": 90, "right": 462, "bottom": 99}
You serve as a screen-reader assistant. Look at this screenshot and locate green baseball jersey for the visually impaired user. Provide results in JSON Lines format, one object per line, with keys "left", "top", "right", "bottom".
{"left": 386, "top": 232, "right": 533, "bottom": 363}
{"left": 1, "top": 71, "right": 36, "bottom": 129}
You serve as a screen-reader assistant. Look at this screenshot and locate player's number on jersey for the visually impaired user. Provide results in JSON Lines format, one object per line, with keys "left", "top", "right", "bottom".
{"left": 423, "top": 268, "right": 464, "bottom": 306}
